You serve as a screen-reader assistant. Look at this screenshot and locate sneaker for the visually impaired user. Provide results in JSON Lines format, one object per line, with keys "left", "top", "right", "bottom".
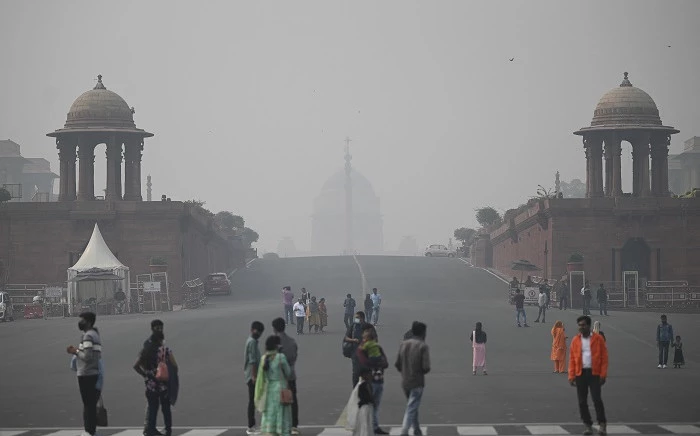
{"left": 375, "top": 428, "right": 390, "bottom": 435}
{"left": 662, "top": 364, "right": 667, "bottom": 369}
{"left": 246, "top": 428, "right": 260, "bottom": 435}
{"left": 599, "top": 423, "right": 607, "bottom": 435}
{"left": 483, "top": 371, "right": 488, "bottom": 375}
{"left": 657, "top": 364, "right": 662, "bottom": 368}
{"left": 473, "top": 370, "right": 477, "bottom": 375}
{"left": 291, "top": 427, "right": 301, "bottom": 435}
{"left": 524, "top": 324, "right": 530, "bottom": 327}
{"left": 517, "top": 323, "right": 522, "bottom": 327}
{"left": 583, "top": 425, "right": 593, "bottom": 435}
{"left": 534, "top": 320, "right": 540, "bottom": 323}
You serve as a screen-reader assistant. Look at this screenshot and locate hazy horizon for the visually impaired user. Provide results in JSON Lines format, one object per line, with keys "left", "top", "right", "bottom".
{"left": 2, "top": 1, "right": 699, "bottom": 254}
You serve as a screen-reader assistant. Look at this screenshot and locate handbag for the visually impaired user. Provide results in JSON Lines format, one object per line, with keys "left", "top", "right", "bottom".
{"left": 96, "top": 396, "right": 108, "bottom": 427}
{"left": 155, "top": 347, "right": 169, "bottom": 382}
{"left": 278, "top": 356, "right": 294, "bottom": 405}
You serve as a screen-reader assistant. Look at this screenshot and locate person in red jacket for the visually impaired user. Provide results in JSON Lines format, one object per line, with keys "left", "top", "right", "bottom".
{"left": 569, "top": 315, "right": 608, "bottom": 436}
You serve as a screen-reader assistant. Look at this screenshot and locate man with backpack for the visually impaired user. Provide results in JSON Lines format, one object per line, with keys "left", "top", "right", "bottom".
{"left": 343, "top": 311, "right": 369, "bottom": 387}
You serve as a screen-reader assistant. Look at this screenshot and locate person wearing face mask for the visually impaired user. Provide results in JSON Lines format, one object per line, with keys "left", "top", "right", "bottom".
{"left": 344, "top": 311, "right": 368, "bottom": 387}
{"left": 569, "top": 315, "right": 608, "bottom": 436}
{"left": 66, "top": 312, "right": 102, "bottom": 436}
{"left": 244, "top": 321, "right": 265, "bottom": 435}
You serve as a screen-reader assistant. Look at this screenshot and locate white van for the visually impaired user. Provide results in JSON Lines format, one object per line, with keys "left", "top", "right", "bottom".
{"left": 0, "top": 292, "right": 14, "bottom": 322}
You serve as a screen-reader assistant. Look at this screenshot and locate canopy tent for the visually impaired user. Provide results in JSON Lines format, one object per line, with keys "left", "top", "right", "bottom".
{"left": 67, "top": 224, "right": 130, "bottom": 315}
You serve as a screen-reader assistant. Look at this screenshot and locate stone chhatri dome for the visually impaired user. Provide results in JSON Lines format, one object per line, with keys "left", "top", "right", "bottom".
{"left": 64, "top": 75, "right": 136, "bottom": 129}
{"left": 590, "top": 72, "right": 662, "bottom": 127}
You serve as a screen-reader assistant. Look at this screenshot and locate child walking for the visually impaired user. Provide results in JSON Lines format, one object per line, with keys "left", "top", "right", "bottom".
{"left": 672, "top": 335, "right": 685, "bottom": 368}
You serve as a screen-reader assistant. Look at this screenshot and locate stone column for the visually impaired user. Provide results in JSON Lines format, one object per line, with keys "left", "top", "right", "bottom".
{"left": 105, "top": 135, "right": 123, "bottom": 201}
{"left": 603, "top": 139, "right": 613, "bottom": 197}
{"left": 632, "top": 134, "right": 651, "bottom": 197}
{"left": 123, "top": 138, "right": 143, "bottom": 201}
{"left": 608, "top": 134, "right": 623, "bottom": 197}
{"left": 584, "top": 141, "right": 591, "bottom": 198}
{"left": 586, "top": 135, "right": 604, "bottom": 197}
{"left": 56, "top": 137, "right": 77, "bottom": 201}
{"left": 77, "top": 138, "right": 95, "bottom": 201}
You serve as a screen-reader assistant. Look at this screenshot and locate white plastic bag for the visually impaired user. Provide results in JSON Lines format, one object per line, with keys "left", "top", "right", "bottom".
{"left": 342, "top": 381, "right": 362, "bottom": 431}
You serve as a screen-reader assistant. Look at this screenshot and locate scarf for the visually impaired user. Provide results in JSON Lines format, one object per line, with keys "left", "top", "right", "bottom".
{"left": 254, "top": 351, "right": 278, "bottom": 412}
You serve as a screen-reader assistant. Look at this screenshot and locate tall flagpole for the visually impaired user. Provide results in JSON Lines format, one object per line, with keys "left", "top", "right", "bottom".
{"left": 344, "top": 136, "right": 354, "bottom": 255}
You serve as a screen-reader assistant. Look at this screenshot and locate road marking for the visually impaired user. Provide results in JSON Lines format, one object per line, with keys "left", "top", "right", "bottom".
{"left": 457, "top": 426, "right": 498, "bottom": 435}
{"left": 179, "top": 430, "right": 229, "bottom": 436}
{"left": 606, "top": 426, "right": 640, "bottom": 434}
{"left": 660, "top": 425, "right": 700, "bottom": 434}
{"left": 111, "top": 431, "right": 146, "bottom": 436}
{"left": 246, "top": 258, "right": 257, "bottom": 268}
{"left": 318, "top": 428, "right": 350, "bottom": 436}
{"left": 42, "top": 431, "right": 81, "bottom": 436}
{"left": 526, "top": 425, "right": 567, "bottom": 434}
{"left": 389, "top": 427, "right": 428, "bottom": 435}
{"left": 0, "top": 432, "right": 28, "bottom": 436}
{"left": 353, "top": 254, "right": 368, "bottom": 293}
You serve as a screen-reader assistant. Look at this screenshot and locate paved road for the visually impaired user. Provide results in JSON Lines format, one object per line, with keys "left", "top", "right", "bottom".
{"left": 1, "top": 255, "right": 699, "bottom": 431}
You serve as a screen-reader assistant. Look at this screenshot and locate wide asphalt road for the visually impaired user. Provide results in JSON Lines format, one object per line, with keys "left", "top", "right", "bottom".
{"left": 1, "top": 255, "right": 699, "bottom": 430}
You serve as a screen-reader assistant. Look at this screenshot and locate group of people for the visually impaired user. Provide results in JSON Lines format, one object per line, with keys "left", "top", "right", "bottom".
{"left": 342, "top": 311, "right": 430, "bottom": 436}
{"left": 282, "top": 286, "right": 328, "bottom": 334}
{"left": 66, "top": 313, "right": 179, "bottom": 436}
{"left": 343, "top": 289, "right": 383, "bottom": 329}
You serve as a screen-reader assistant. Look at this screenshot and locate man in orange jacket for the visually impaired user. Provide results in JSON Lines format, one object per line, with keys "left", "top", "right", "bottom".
{"left": 569, "top": 315, "right": 608, "bottom": 436}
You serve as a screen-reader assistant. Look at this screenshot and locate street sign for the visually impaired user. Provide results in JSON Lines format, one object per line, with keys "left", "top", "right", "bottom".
{"left": 45, "top": 287, "right": 65, "bottom": 298}
{"left": 143, "top": 281, "right": 161, "bottom": 292}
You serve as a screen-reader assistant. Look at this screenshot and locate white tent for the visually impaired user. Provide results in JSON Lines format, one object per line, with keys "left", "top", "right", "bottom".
{"left": 67, "top": 224, "right": 130, "bottom": 315}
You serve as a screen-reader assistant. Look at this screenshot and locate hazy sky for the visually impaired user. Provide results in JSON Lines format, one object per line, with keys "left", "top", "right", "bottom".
{"left": 2, "top": 1, "right": 699, "bottom": 253}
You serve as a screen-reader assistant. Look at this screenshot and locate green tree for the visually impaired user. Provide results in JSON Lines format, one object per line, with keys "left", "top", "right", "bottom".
{"left": 475, "top": 206, "right": 502, "bottom": 228}
{"left": 242, "top": 227, "right": 259, "bottom": 246}
{"left": 215, "top": 211, "right": 245, "bottom": 230}
{"left": 453, "top": 227, "right": 477, "bottom": 247}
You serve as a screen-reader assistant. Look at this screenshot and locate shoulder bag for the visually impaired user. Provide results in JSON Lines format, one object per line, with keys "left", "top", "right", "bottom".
{"left": 96, "top": 395, "right": 108, "bottom": 427}
{"left": 155, "top": 347, "right": 169, "bottom": 382}
{"left": 278, "top": 355, "right": 294, "bottom": 405}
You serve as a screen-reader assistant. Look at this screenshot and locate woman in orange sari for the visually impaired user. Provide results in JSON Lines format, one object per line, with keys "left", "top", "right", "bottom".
{"left": 551, "top": 320, "right": 567, "bottom": 373}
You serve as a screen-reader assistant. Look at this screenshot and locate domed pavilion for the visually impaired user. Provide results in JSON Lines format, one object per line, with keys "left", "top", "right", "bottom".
{"left": 47, "top": 75, "right": 153, "bottom": 201}
{"left": 574, "top": 72, "right": 679, "bottom": 197}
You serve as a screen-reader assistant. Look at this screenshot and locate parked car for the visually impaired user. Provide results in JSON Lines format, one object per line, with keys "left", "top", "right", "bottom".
{"left": 205, "top": 273, "right": 232, "bottom": 295}
{"left": 424, "top": 244, "right": 457, "bottom": 257}
{"left": 0, "top": 292, "right": 14, "bottom": 322}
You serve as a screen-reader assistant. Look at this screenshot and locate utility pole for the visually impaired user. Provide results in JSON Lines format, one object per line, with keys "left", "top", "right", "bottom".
{"left": 344, "top": 136, "right": 354, "bottom": 255}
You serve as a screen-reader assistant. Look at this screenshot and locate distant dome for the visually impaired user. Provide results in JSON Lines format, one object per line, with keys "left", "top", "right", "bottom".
{"left": 590, "top": 72, "right": 662, "bottom": 127}
{"left": 320, "top": 169, "right": 378, "bottom": 198}
{"left": 64, "top": 75, "right": 136, "bottom": 129}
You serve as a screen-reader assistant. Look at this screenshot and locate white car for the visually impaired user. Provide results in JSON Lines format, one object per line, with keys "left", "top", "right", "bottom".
{"left": 424, "top": 244, "right": 457, "bottom": 257}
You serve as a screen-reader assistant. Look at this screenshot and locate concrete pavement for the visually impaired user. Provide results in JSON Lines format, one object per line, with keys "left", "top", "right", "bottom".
{"left": 1, "top": 255, "right": 699, "bottom": 430}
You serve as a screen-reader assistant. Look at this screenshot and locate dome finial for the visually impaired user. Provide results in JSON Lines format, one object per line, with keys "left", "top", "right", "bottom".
{"left": 620, "top": 72, "right": 632, "bottom": 87}
{"left": 94, "top": 74, "right": 106, "bottom": 90}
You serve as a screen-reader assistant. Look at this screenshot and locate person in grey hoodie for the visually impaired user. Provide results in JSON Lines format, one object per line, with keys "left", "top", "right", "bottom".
{"left": 66, "top": 312, "right": 102, "bottom": 436}
{"left": 272, "top": 317, "right": 300, "bottom": 435}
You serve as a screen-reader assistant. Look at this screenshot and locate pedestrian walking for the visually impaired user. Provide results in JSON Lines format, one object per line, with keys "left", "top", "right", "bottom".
{"left": 656, "top": 315, "right": 674, "bottom": 368}
{"left": 559, "top": 280, "right": 569, "bottom": 310}
{"left": 541, "top": 280, "right": 551, "bottom": 309}
{"left": 395, "top": 321, "right": 431, "bottom": 436}
{"left": 307, "top": 296, "right": 321, "bottom": 334}
{"left": 672, "top": 335, "right": 684, "bottom": 368}
{"left": 282, "top": 287, "right": 295, "bottom": 325}
{"left": 370, "top": 288, "right": 382, "bottom": 325}
{"left": 293, "top": 299, "right": 306, "bottom": 335}
{"left": 140, "top": 320, "right": 165, "bottom": 433}
{"left": 469, "top": 322, "right": 487, "bottom": 375}
{"left": 134, "top": 331, "right": 178, "bottom": 436}
{"left": 344, "top": 293, "right": 356, "bottom": 329}
{"left": 592, "top": 321, "right": 606, "bottom": 342}
{"left": 318, "top": 298, "right": 328, "bottom": 333}
{"left": 551, "top": 320, "right": 567, "bottom": 373}
{"left": 581, "top": 281, "right": 592, "bottom": 315}
{"left": 596, "top": 284, "right": 608, "bottom": 316}
{"left": 255, "top": 335, "right": 293, "bottom": 436}
{"left": 244, "top": 321, "right": 264, "bottom": 435}
{"left": 514, "top": 289, "right": 529, "bottom": 327}
{"left": 569, "top": 315, "right": 608, "bottom": 436}
{"left": 66, "top": 312, "right": 102, "bottom": 436}
{"left": 364, "top": 294, "right": 373, "bottom": 325}
{"left": 272, "top": 318, "right": 300, "bottom": 435}
{"left": 356, "top": 324, "right": 389, "bottom": 434}
{"left": 534, "top": 288, "right": 547, "bottom": 323}
{"left": 345, "top": 311, "right": 369, "bottom": 387}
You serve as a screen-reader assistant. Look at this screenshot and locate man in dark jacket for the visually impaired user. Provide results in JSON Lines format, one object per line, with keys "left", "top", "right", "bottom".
{"left": 656, "top": 315, "right": 674, "bottom": 369}
{"left": 596, "top": 284, "right": 608, "bottom": 316}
